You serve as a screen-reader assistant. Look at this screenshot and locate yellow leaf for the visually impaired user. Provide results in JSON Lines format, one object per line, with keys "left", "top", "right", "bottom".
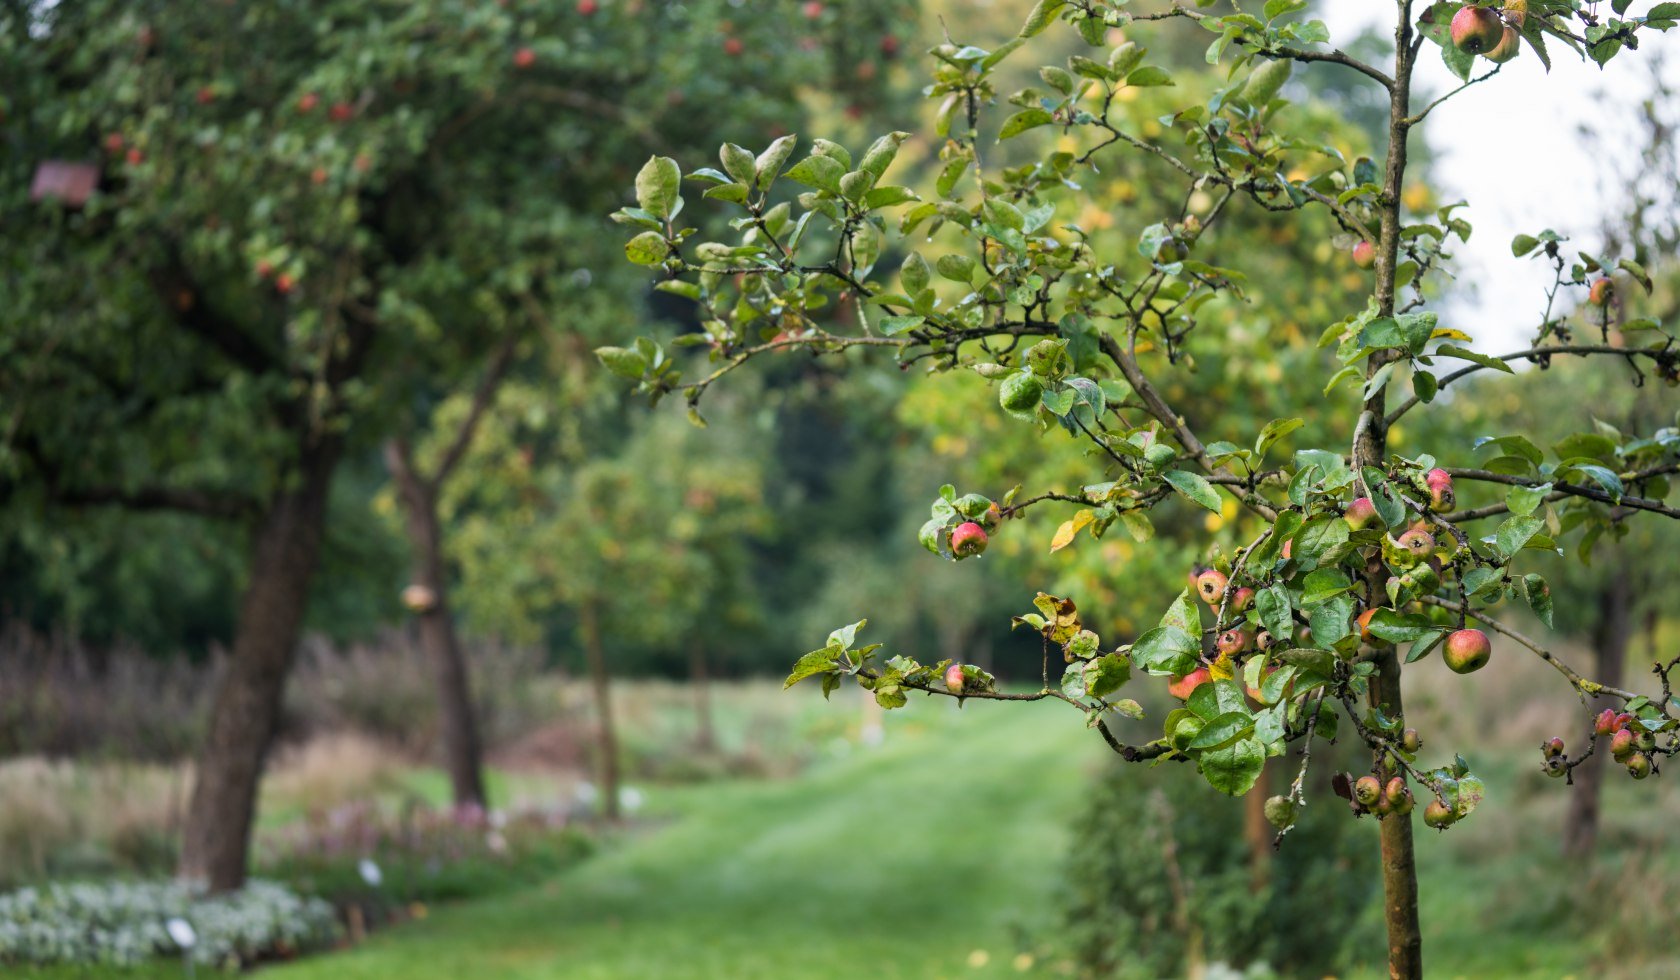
{"left": 1050, "top": 509, "right": 1095, "bottom": 553}
{"left": 1209, "top": 652, "right": 1236, "bottom": 681}
{"left": 1431, "top": 327, "right": 1472, "bottom": 342}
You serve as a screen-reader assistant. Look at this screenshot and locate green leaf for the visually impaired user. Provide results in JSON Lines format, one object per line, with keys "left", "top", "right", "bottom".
{"left": 784, "top": 648, "right": 839, "bottom": 689}
{"left": 624, "top": 231, "right": 669, "bottom": 266}
{"left": 1257, "top": 584, "right": 1293, "bottom": 643}
{"left": 1189, "top": 712, "right": 1254, "bottom": 751}
{"left": 1364, "top": 609, "right": 1442, "bottom": 644}
{"left": 1159, "top": 589, "right": 1200, "bottom": 635}
{"left": 1126, "top": 66, "right": 1174, "bottom": 87}
{"left": 755, "top": 135, "right": 798, "bottom": 190}
{"left": 1505, "top": 482, "right": 1552, "bottom": 516}
{"left": 1087, "top": 653, "right": 1131, "bottom": 698}
{"left": 880, "top": 315, "right": 926, "bottom": 336}
{"left": 1293, "top": 516, "right": 1350, "bottom": 568}
{"left": 634, "top": 156, "right": 682, "bottom": 220}
{"left": 1511, "top": 233, "right": 1540, "bottom": 257}
{"left": 1492, "top": 515, "right": 1544, "bottom": 560}
{"left": 595, "top": 346, "right": 648, "bottom": 379}
{"left": 1200, "top": 737, "right": 1266, "bottom": 795}
{"left": 1307, "top": 594, "right": 1355, "bottom": 647}
{"left": 1131, "top": 626, "right": 1200, "bottom": 676}
{"left": 1020, "top": 0, "right": 1067, "bottom": 36}
{"left": 785, "top": 155, "right": 845, "bottom": 193}
{"left": 1436, "top": 346, "right": 1514, "bottom": 374}
{"left": 999, "top": 108, "right": 1055, "bottom": 140}
{"left": 828, "top": 620, "right": 866, "bottom": 651}
{"left": 1255, "top": 418, "right": 1304, "bottom": 459}
{"left": 720, "top": 143, "right": 756, "bottom": 185}
{"left": 1163, "top": 470, "right": 1223, "bottom": 513}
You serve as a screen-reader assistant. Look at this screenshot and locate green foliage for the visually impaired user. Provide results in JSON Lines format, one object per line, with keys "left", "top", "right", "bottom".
{"left": 1054, "top": 759, "right": 1379, "bottom": 978}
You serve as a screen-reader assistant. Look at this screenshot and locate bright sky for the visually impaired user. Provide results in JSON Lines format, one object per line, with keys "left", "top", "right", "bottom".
{"left": 1318, "top": 7, "right": 1680, "bottom": 352}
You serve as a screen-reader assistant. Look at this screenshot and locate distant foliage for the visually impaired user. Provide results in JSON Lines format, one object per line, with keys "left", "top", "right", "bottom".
{"left": 1055, "top": 761, "right": 1378, "bottom": 978}
{"left": 0, "top": 879, "right": 337, "bottom": 970}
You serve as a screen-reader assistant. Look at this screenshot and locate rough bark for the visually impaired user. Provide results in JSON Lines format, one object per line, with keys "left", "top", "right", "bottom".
{"left": 177, "top": 439, "right": 341, "bottom": 892}
{"left": 387, "top": 441, "right": 488, "bottom": 809}
{"left": 580, "top": 602, "right": 621, "bottom": 820}
{"left": 1362, "top": 12, "right": 1423, "bottom": 976}
{"left": 1562, "top": 565, "right": 1632, "bottom": 858}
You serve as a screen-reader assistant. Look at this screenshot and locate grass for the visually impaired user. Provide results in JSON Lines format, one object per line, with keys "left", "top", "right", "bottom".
{"left": 15, "top": 666, "right": 1680, "bottom": 978}
{"left": 269, "top": 693, "right": 1106, "bottom": 980}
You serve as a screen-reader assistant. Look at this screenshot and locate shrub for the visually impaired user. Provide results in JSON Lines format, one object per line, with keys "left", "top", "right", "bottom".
{"left": 0, "top": 879, "right": 337, "bottom": 970}
{"left": 1053, "top": 757, "right": 1379, "bottom": 978}
{"left": 258, "top": 801, "right": 593, "bottom": 909}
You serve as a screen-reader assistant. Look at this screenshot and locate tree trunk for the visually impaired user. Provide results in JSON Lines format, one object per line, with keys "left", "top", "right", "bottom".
{"left": 579, "top": 602, "right": 620, "bottom": 821}
{"left": 690, "top": 642, "right": 716, "bottom": 752}
{"left": 387, "top": 443, "right": 487, "bottom": 809}
{"left": 1360, "top": 14, "right": 1424, "bottom": 976}
{"left": 1242, "top": 760, "right": 1272, "bottom": 893}
{"left": 1563, "top": 565, "right": 1632, "bottom": 858}
{"left": 177, "top": 440, "right": 341, "bottom": 892}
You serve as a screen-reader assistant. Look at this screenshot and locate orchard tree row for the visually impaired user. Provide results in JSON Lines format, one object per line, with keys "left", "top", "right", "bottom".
{"left": 606, "top": 2, "right": 1680, "bottom": 976}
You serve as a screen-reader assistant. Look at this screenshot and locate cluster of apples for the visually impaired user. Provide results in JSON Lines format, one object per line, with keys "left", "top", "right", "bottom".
{"left": 1450, "top": 1, "right": 1525, "bottom": 64}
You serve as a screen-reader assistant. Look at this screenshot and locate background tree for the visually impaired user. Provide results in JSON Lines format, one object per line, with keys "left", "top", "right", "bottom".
{"left": 606, "top": 3, "right": 1680, "bottom": 976}
{"left": 1, "top": 0, "right": 911, "bottom": 890}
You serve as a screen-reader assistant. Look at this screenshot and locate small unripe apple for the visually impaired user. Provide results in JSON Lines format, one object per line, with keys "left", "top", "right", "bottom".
{"left": 1443, "top": 628, "right": 1491, "bottom": 674}
{"left": 1229, "top": 587, "right": 1255, "bottom": 612}
{"left": 297, "top": 92, "right": 319, "bottom": 113}
{"left": 1385, "top": 776, "right": 1408, "bottom": 808}
{"left": 880, "top": 34, "right": 900, "bottom": 56}
{"left": 1588, "top": 277, "right": 1614, "bottom": 307}
{"left": 1595, "top": 708, "right": 1620, "bottom": 737}
{"left": 329, "top": 101, "right": 354, "bottom": 122}
{"left": 1354, "top": 775, "right": 1382, "bottom": 806}
{"left": 1615, "top": 712, "right": 1635, "bottom": 731}
{"left": 577, "top": 0, "right": 599, "bottom": 13}
{"left": 1611, "top": 727, "right": 1637, "bottom": 762}
{"left": 1543, "top": 756, "right": 1568, "bottom": 778}
{"left": 803, "top": 1, "right": 824, "bottom": 17}
{"left": 125, "top": 147, "right": 143, "bottom": 166}
{"left": 945, "top": 663, "right": 966, "bottom": 694}
{"left": 1344, "top": 496, "right": 1379, "bottom": 531}
{"left": 977, "top": 501, "right": 1004, "bottom": 532}
{"left": 1450, "top": 5, "right": 1504, "bottom": 54}
{"left": 1423, "top": 799, "right": 1457, "bottom": 829}
{"left": 1167, "top": 667, "right": 1211, "bottom": 701}
{"left": 723, "top": 36, "right": 744, "bottom": 57}
{"left": 1263, "top": 795, "right": 1297, "bottom": 829}
{"left": 104, "top": 133, "right": 125, "bottom": 154}
{"left": 999, "top": 372, "right": 1045, "bottom": 414}
{"left": 950, "top": 521, "right": 988, "bottom": 559}
{"left": 1542, "top": 736, "right": 1565, "bottom": 758}
{"left": 255, "top": 260, "right": 274, "bottom": 279}
{"left": 1401, "top": 728, "right": 1422, "bottom": 753}
{"left": 1485, "top": 25, "right": 1521, "bottom": 62}
{"left": 1396, "top": 528, "right": 1436, "bottom": 560}
{"left": 196, "top": 86, "right": 215, "bottom": 105}
{"left": 1216, "top": 629, "right": 1251, "bottom": 658}
{"left": 1255, "top": 629, "right": 1275, "bottom": 651}
{"left": 1187, "top": 564, "right": 1206, "bottom": 593}
{"left": 1627, "top": 752, "right": 1652, "bottom": 779}
{"left": 311, "top": 166, "right": 328, "bottom": 185}
{"left": 1351, "top": 240, "right": 1376, "bottom": 269}
{"left": 1195, "top": 568, "right": 1229, "bottom": 606}
{"left": 514, "top": 46, "right": 537, "bottom": 68}
{"left": 1425, "top": 468, "right": 1455, "bottom": 513}
{"left": 1634, "top": 728, "right": 1657, "bottom": 753}
{"left": 275, "top": 272, "right": 296, "bottom": 294}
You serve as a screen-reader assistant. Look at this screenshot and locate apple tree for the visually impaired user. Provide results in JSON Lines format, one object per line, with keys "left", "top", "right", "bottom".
{"left": 606, "top": 2, "right": 1680, "bottom": 975}
{"left": 1, "top": 0, "right": 911, "bottom": 891}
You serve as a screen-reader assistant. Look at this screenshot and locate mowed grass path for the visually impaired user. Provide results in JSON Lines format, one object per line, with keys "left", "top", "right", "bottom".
{"left": 273, "top": 696, "right": 1106, "bottom": 980}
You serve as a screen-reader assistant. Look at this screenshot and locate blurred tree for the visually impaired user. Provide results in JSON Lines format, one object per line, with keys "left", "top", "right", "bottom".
{"left": 1, "top": 0, "right": 911, "bottom": 889}
{"left": 446, "top": 386, "right": 772, "bottom": 819}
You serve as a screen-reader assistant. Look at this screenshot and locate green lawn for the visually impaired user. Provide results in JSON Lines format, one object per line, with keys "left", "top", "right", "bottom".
{"left": 271, "top": 696, "right": 1103, "bottom": 979}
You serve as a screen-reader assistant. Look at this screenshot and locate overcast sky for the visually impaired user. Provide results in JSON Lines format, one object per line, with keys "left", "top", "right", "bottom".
{"left": 1316, "top": 7, "right": 1680, "bottom": 352}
